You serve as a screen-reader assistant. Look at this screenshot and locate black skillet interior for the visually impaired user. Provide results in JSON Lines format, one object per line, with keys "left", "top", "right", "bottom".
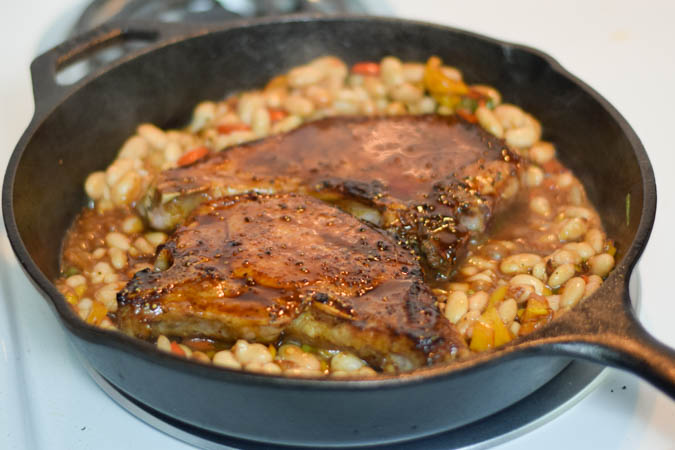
{"left": 2, "top": 16, "right": 666, "bottom": 446}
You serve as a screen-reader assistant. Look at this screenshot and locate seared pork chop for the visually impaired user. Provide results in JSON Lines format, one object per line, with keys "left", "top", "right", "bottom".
{"left": 119, "top": 193, "right": 465, "bottom": 371}
{"left": 138, "top": 115, "right": 521, "bottom": 278}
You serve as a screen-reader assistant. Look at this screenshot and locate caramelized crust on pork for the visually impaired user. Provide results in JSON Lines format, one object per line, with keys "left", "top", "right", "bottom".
{"left": 138, "top": 115, "right": 520, "bottom": 278}
{"left": 119, "top": 193, "right": 465, "bottom": 371}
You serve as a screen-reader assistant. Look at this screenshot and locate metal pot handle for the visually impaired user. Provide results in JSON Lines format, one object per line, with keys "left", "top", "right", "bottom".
{"left": 533, "top": 274, "right": 675, "bottom": 399}
{"left": 29, "top": 21, "right": 193, "bottom": 116}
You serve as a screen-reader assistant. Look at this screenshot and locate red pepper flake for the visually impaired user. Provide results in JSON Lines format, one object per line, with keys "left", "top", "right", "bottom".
{"left": 170, "top": 341, "right": 186, "bottom": 357}
{"left": 351, "top": 61, "right": 380, "bottom": 76}
{"left": 177, "top": 146, "right": 210, "bottom": 166}
{"left": 456, "top": 108, "right": 478, "bottom": 123}
{"left": 268, "top": 108, "right": 288, "bottom": 122}
{"left": 217, "top": 123, "right": 251, "bottom": 134}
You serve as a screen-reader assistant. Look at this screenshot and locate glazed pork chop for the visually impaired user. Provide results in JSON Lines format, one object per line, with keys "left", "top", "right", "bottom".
{"left": 138, "top": 115, "right": 521, "bottom": 279}
{"left": 118, "top": 193, "right": 466, "bottom": 371}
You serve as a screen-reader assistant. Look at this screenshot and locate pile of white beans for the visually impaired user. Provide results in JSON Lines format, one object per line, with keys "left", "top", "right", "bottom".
{"left": 156, "top": 336, "right": 376, "bottom": 377}
{"left": 58, "top": 54, "right": 617, "bottom": 374}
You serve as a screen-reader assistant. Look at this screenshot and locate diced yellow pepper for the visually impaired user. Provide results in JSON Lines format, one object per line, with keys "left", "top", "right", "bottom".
{"left": 522, "top": 297, "right": 550, "bottom": 320}
{"left": 470, "top": 321, "right": 494, "bottom": 352}
{"left": 423, "top": 56, "right": 469, "bottom": 96}
{"left": 482, "top": 307, "right": 512, "bottom": 347}
{"left": 488, "top": 285, "right": 508, "bottom": 308}
{"left": 64, "top": 292, "right": 78, "bottom": 305}
{"left": 86, "top": 300, "right": 108, "bottom": 325}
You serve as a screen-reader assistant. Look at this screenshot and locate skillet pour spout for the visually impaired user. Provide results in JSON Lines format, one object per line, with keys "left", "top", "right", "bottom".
{"left": 2, "top": 16, "right": 673, "bottom": 446}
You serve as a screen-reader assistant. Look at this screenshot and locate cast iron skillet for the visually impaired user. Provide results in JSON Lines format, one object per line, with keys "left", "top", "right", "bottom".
{"left": 3, "top": 16, "right": 675, "bottom": 447}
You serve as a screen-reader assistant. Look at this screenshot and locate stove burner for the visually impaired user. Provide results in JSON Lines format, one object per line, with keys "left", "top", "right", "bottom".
{"left": 71, "top": 0, "right": 368, "bottom": 36}
{"left": 57, "top": 0, "right": 369, "bottom": 83}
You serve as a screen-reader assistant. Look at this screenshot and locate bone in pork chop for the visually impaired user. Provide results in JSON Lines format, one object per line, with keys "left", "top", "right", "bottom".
{"left": 119, "top": 193, "right": 466, "bottom": 371}
{"left": 137, "top": 115, "right": 520, "bottom": 279}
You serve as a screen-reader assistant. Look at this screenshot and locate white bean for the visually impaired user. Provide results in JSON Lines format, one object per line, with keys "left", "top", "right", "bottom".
{"left": 529, "top": 141, "right": 555, "bottom": 165}
{"left": 330, "top": 352, "right": 365, "bottom": 372}
{"left": 523, "top": 165, "right": 544, "bottom": 187}
{"left": 105, "top": 158, "right": 136, "bottom": 187}
{"left": 530, "top": 196, "right": 551, "bottom": 217}
{"left": 548, "top": 263, "right": 576, "bottom": 288}
{"left": 445, "top": 291, "right": 469, "bottom": 324}
{"left": 94, "top": 284, "right": 118, "bottom": 312}
{"left": 145, "top": 232, "right": 168, "bottom": 247}
{"left": 111, "top": 171, "right": 142, "bottom": 206}
{"left": 588, "top": 253, "right": 615, "bottom": 277}
{"left": 237, "top": 93, "right": 265, "bottom": 125}
{"left": 156, "top": 335, "right": 171, "bottom": 353}
{"left": 547, "top": 295, "right": 561, "bottom": 311}
{"left": 498, "top": 298, "right": 518, "bottom": 324}
{"left": 550, "top": 249, "right": 582, "bottom": 267}
{"left": 380, "top": 56, "right": 404, "bottom": 87}
{"left": 213, "top": 350, "right": 242, "bottom": 370}
{"left": 557, "top": 172, "right": 574, "bottom": 188}
{"left": 233, "top": 340, "right": 272, "bottom": 366}
{"left": 401, "top": 63, "right": 425, "bottom": 83}
{"left": 247, "top": 362, "right": 282, "bottom": 374}
{"left": 561, "top": 277, "right": 586, "bottom": 309}
{"left": 500, "top": 253, "right": 542, "bottom": 275}
{"left": 304, "top": 85, "right": 333, "bottom": 107}
{"left": 283, "top": 95, "right": 314, "bottom": 117}
{"left": 562, "top": 242, "right": 595, "bottom": 260}
{"left": 389, "top": 82, "right": 423, "bottom": 104}
{"left": 251, "top": 107, "right": 271, "bottom": 137}
{"left": 584, "top": 275, "right": 603, "bottom": 298}
{"left": 476, "top": 105, "right": 504, "bottom": 138}
{"left": 109, "top": 247, "right": 128, "bottom": 270}
{"left": 505, "top": 125, "right": 538, "bottom": 149}
{"left": 77, "top": 298, "right": 93, "bottom": 320}
{"left": 106, "top": 232, "right": 131, "bottom": 251}
{"left": 178, "top": 345, "right": 192, "bottom": 359}
{"left": 122, "top": 216, "right": 144, "bottom": 234}
{"left": 532, "top": 262, "right": 547, "bottom": 281}
{"left": 118, "top": 135, "right": 149, "bottom": 160}
{"left": 137, "top": 123, "right": 167, "bottom": 149}
{"left": 287, "top": 65, "right": 324, "bottom": 88}
{"left": 278, "top": 345, "right": 321, "bottom": 371}
{"left": 493, "top": 104, "right": 526, "bottom": 129}
{"left": 189, "top": 101, "right": 216, "bottom": 132}
{"left": 133, "top": 237, "right": 155, "bottom": 255}
{"left": 66, "top": 274, "right": 86, "bottom": 289}
{"left": 468, "top": 291, "right": 489, "bottom": 312}
{"left": 585, "top": 229, "right": 605, "bottom": 253}
{"left": 558, "top": 218, "right": 588, "bottom": 241}
{"left": 84, "top": 171, "right": 106, "bottom": 200}
{"left": 363, "top": 77, "right": 387, "bottom": 98}
{"left": 509, "top": 274, "right": 544, "bottom": 295}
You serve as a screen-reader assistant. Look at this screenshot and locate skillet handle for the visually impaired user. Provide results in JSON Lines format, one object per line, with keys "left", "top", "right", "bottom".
{"left": 536, "top": 275, "right": 675, "bottom": 399}
{"left": 29, "top": 21, "right": 191, "bottom": 116}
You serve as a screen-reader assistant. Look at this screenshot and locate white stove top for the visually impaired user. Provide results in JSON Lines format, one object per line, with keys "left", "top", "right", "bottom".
{"left": 2, "top": 1, "right": 675, "bottom": 449}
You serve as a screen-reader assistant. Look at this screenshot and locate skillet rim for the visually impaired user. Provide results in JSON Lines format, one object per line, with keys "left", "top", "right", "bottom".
{"left": 1, "top": 14, "right": 657, "bottom": 390}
